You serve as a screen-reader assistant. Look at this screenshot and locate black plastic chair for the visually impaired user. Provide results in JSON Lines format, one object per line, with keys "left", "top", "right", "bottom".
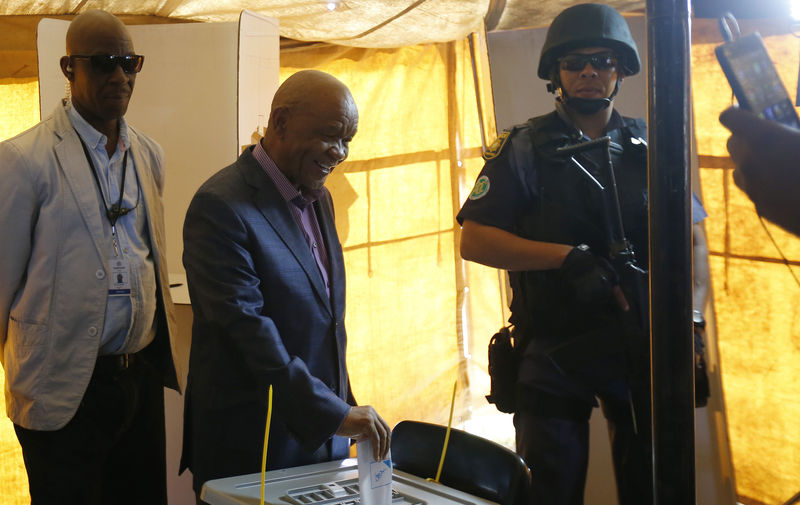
{"left": 390, "top": 420, "right": 531, "bottom": 505}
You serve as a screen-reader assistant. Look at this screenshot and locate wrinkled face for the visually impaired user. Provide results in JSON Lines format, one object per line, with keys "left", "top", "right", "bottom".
{"left": 278, "top": 90, "right": 358, "bottom": 191}
{"left": 65, "top": 27, "right": 137, "bottom": 128}
{"left": 558, "top": 46, "right": 620, "bottom": 101}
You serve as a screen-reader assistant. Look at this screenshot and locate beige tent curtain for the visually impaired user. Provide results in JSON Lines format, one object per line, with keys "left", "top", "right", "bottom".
{"left": 0, "top": 1, "right": 492, "bottom": 49}
{"left": 692, "top": 19, "right": 800, "bottom": 505}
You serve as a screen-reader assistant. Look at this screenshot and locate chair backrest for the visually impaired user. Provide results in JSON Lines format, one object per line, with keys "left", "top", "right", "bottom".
{"left": 390, "top": 420, "right": 531, "bottom": 505}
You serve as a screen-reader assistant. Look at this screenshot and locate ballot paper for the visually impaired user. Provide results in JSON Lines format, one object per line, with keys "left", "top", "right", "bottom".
{"left": 356, "top": 439, "right": 392, "bottom": 505}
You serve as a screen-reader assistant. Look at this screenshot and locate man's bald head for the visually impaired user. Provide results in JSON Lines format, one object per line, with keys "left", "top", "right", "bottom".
{"left": 270, "top": 70, "right": 355, "bottom": 118}
{"left": 66, "top": 10, "right": 133, "bottom": 56}
{"left": 60, "top": 10, "right": 138, "bottom": 140}
{"left": 263, "top": 70, "right": 358, "bottom": 191}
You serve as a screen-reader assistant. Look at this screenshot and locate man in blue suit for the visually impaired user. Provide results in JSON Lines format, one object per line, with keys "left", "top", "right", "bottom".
{"left": 180, "top": 70, "right": 390, "bottom": 502}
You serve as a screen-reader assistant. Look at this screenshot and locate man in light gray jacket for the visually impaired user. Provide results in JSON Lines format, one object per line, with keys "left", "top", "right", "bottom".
{"left": 0, "top": 10, "right": 187, "bottom": 505}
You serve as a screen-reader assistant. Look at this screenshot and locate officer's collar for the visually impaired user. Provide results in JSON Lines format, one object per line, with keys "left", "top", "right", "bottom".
{"left": 554, "top": 101, "right": 624, "bottom": 138}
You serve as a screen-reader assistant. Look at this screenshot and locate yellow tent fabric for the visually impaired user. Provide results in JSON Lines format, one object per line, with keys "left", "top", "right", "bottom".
{"left": 692, "top": 18, "right": 800, "bottom": 505}
{"left": 0, "top": 77, "right": 38, "bottom": 505}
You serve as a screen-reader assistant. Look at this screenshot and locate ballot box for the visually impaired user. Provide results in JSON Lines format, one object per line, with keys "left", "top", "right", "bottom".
{"left": 201, "top": 458, "right": 498, "bottom": 505}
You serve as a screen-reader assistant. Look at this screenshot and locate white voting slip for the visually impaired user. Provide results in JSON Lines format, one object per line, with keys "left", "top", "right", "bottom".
{"left": 201, "top": 458, "right": 498, "bottom": 505}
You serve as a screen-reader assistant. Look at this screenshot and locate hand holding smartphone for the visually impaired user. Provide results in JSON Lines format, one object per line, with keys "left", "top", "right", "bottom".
{"left": 715, "top": 32, "right": 800, "bottom": 129}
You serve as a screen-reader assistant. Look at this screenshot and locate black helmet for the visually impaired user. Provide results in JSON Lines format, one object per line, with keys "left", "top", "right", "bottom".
{"left": 537, "top": 3, "right": 640, "bottom": 80}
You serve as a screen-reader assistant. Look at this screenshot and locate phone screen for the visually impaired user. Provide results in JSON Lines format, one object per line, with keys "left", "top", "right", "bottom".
{"left": 716, "top": 33, "right": 800, "bottom": 128}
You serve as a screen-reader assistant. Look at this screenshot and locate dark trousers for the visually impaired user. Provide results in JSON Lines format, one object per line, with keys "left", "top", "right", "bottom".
{"left": 514, "top": 380, "right": 652, "bottom": 505}
{"left": 14, "top": 354, "right": 167, "bottom": 505}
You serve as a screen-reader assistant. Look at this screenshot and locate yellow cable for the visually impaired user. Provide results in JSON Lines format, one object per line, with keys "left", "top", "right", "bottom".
{"left": 433, "top": 380, "right": 457, "bottom": 483}
{"left": 260, "top": 385, "right": 274, "bottom": 505}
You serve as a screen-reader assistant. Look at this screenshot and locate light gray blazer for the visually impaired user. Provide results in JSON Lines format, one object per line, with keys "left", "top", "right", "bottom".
{"left": 0, "top": 102, "right": 188, "bottom": 430}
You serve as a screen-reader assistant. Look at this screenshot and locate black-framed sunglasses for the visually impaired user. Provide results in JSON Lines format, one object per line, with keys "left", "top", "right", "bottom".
{"left": 68, "top": 54, "right": 145, "bottom": 74}
{"left": 559, "top": 53, "right": 618, "bottom": 72}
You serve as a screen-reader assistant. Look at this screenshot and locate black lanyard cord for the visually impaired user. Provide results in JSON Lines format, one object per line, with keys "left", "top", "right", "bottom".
{"left": 76, "top": 133, "right": 138, "bottom": 228}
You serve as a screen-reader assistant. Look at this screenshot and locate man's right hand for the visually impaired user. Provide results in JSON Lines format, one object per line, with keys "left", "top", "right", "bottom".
{"left": 336, "top": 405, "right": 391, "bottom": 461}
{"left": 719, "top": 106, "right": 800, "bottom": 236}
{"left": 561, "top": 244, "right": 627, "bottom": 309}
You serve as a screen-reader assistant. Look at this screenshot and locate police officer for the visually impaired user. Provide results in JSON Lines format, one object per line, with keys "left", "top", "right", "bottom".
{"left": 458, "top": 4, "right": 654, "bottom": 504}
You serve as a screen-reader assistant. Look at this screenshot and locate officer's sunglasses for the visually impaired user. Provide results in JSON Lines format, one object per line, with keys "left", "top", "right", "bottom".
{"left": 68, "top": 54, "right": 145, "bottom": 74}
{"left": 559, "top": 53, "right": 618, "bottom": 72}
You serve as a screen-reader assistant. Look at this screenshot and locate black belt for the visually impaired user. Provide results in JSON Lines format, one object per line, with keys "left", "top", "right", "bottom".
{"left": 95, "top": 352, "right": 140, "bottom": 375}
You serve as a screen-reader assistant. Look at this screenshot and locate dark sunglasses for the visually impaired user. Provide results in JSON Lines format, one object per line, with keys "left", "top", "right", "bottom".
{"left": 69, "top": 54, "right": 145, "bottom": 74}
{"left": 559, "top": 53, "right": 618, "bottom": 72}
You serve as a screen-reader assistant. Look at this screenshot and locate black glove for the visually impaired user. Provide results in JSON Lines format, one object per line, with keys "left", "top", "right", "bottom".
{"left": 561, "top": 244, "right": 618, "bottom": 306}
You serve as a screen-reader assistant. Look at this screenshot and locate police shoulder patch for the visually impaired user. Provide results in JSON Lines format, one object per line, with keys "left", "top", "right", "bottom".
{"left": 483, "top": 130, "right": 512, "bottom": 161}
{"left": 468, "top": 175, "right": 491, "bottom": 200}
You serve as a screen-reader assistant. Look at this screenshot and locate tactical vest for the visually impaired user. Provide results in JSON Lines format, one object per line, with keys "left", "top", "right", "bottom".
{"left": 507, "top": 111, "right": 648, "bottom": 341}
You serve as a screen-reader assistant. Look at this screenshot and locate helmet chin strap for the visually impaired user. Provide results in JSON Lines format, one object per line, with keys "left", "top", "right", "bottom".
{"left": 561, "top": 95, "right": 611, "bottom": 114}
{"left": 552, "top": 75, "right": 623, "bottom": 115}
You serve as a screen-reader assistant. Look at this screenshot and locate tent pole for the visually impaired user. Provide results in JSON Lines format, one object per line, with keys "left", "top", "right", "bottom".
{"left": 646, "top": 1, "right": 696, "bottom": 503}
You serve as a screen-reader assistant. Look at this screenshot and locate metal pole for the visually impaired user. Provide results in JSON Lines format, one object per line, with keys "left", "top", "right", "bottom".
{"left": 646, "top": 0, "right": 696, "bottom": 503}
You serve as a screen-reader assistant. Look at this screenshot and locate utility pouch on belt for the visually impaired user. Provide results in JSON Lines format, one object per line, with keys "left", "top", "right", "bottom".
{"left": 486, "top": 326, "right": 520, "bottom": 413}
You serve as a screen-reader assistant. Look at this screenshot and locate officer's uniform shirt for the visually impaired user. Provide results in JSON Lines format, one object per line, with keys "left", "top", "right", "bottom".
{"left": 457, "top": 101, "right": 627, "bottom": 235}
{"left": 457, "top": 102, "right": 705, "bottom": 252}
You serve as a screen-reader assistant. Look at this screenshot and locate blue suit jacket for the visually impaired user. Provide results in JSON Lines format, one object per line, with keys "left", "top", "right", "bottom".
{"left": 180, "top": 146, "right": 354, "bottom": 490}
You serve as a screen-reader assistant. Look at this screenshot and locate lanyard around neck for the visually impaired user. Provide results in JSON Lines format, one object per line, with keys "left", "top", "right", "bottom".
{"left": 76, "top": 133, "right": 131, "bottom": 228}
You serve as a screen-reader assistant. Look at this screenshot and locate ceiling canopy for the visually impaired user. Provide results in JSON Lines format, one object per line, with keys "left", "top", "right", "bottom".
{"left": 0, "top": 0, "right": 646, "bottom": 78}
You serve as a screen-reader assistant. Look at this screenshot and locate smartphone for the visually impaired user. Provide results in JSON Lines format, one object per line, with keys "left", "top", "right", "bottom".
{"left": 715, "top": 32, "right": 800, "bottom": 128}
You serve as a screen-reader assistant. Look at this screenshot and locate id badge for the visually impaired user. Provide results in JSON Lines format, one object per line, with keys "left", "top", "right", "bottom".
{"left": 108, "top": 258, "right": 132, "bottom": 296}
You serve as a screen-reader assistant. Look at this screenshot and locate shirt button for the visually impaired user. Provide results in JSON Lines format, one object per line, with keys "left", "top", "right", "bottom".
{"left": 95, "top": 269, "right": 105, "bottom": 279}
{"left": 88, "top": 326, "right": 98, "bottom": 336}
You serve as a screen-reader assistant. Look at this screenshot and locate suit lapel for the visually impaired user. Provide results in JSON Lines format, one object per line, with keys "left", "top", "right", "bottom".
{"left": 52, "top": 105, "right": 108, "bottom": 263}
{"left": 239, "top": 150, "right": 333, "bottom": 316}
{"left": 128, "top": 129, "right": 165, "bottom": 261}
{"left": 315, "top": 194, "right": 345, "bottom": 318}
{"left": 315, "top": 191, "right": 349, "bottom": 401}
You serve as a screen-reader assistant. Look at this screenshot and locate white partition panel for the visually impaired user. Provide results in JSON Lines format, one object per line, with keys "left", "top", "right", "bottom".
{"left": 124, "top": 21, "right": 240, "bottom": 279}
{"left": 36, "top": 19, "right": 70, "bottom": 115}
{"left": 238, "top": 10, "right": 280, "bottom": 151}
